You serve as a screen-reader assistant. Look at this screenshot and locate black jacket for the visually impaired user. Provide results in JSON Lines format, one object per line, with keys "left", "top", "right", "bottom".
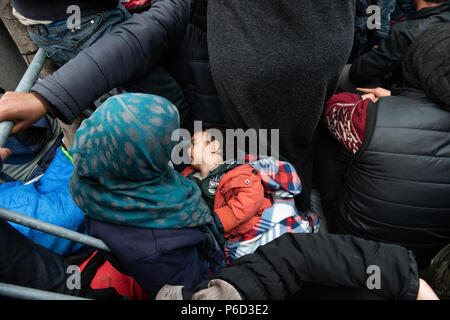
{"left": 32, "top": 0, "right": 225, "bottom": 131}
{"left": 349, "top": 3, "right": 450, "bottom": 87}
{"left": 213, "top": 232, "right": 420, "bottom": 300}
{"left": 336, "top": 91, "right": 450, "bottom": 269}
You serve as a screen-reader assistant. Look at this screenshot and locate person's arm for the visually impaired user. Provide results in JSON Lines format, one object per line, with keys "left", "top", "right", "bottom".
{"left": 323, "top": 92, "right": 372, "bottom": 154}
{"left": 33, "top": 0, "right": 190, "bottom": 123}
{"left": 214, "top": 166, "right": 266, "bottom": 234}
{"left": 349, "top": 24, "right": 411, "bottom": 85}
{"left": 0, "top": 148, "right": 11, "bottom": 161}
{"left": 323, "top": 88, "right": 391, "bottom": 154}
{"left": 0, "top": 147, "right": 11, "bottom": 178}
{"left": 0, "top": 148, "right": 11, "bottom": 177}
{"left": 213, "top": 233, "right": 423, "bottom": 300}
{"left": 0, "top": 0, "right": 190, "bottom": 133}
{"left": 417, "top": 279, "right": 439, "bottom": 300}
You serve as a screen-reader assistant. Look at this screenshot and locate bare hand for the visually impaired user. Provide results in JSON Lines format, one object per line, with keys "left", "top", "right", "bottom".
{"left": 361, "top": 93, "right": 377, "bottom": 103}
{"left": 0, "top": 92, "right": 47, "bottom": 136}
{"left": 417, "top": 278, "right": 439, "bottom": 300}
{"left": 357, "top": 87, "right": 391, "bottom": 103}
{"left": 0, "top": 148, "right": 11, "bottom": 161}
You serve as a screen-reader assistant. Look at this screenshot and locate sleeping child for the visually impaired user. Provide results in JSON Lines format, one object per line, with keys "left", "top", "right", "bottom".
{"left": 182, "top": 126, "right": 319, "bottom": 265}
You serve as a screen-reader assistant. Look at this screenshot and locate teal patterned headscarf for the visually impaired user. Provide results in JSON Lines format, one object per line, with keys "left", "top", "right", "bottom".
{"left": 69, "top": 93, "right": 213, "bottom": 229}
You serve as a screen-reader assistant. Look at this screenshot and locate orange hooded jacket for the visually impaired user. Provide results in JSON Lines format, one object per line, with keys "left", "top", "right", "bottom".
{"left": 182, "top": 164, "right": 272, "bottom": 241}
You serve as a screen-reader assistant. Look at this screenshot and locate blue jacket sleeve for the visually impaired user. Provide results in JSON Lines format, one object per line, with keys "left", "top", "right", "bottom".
{"left": 32, "top": 0, "right": 190, "bottom": 124}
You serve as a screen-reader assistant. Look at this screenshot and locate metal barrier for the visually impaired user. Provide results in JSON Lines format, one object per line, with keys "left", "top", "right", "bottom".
{"left": 0, "top": 48, "right": 110, "bottom": 300}
{"left": 0, "top": 48, "right": 47, "bottom": 148}
{"left": 0, "top": 283, "right": 90, "bottom": 301}
{"left": 0, "top": 206, "right": 111, "bottom": 252}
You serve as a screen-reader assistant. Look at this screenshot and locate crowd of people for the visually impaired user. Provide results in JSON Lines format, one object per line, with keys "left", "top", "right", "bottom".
{"left": 0, "top": 0, "right": 449, "bottom": 300}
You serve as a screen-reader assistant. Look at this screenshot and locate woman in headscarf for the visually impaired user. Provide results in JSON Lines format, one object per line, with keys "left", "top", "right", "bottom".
{"left": 69, "top": 93, "right": 226, "bottom": 298}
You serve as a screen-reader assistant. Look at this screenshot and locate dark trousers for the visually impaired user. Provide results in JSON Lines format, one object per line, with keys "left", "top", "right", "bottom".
{"left": 314, "top": 125, "right": 352, "bottom": 233}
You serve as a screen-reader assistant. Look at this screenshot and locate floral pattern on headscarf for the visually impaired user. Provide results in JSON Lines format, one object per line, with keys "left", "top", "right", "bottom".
{"left": 70, "top": 93, "right": 213, "bottom": 229}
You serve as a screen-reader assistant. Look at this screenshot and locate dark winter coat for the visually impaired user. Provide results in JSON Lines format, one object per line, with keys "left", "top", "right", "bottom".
{"left": 206, "top": 0, "right": 356, "bottom": 210}
{"left": 84, "top": 216, "right": 226, "bottom": 298}
{"left": 335, "top": 91, "right": 450, "bottom": 269}
{"left": 31, "top": 0, "right": 225, "bottom": 130}
{"left": 213, "top": 232, "right": 420, "bottom": 300}
{"left": 349, "top": 3, "right": 450, "bottom": 87}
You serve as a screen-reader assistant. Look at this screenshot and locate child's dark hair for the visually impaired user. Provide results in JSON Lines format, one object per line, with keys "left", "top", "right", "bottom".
{"left": 201, "top": 124, "right": 233, "bottom": 161}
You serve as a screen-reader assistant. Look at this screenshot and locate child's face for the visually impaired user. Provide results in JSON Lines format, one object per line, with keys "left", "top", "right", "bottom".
{"left": 188, "top": 131, "right": 212, "bottom": 167}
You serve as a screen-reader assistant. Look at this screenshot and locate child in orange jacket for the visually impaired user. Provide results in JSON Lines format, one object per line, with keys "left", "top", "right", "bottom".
{"left": 182, "top": 127, "right": 272, "bottom": 243}
{"left": 182, "top": 126, "right": 318, "bottom": 264}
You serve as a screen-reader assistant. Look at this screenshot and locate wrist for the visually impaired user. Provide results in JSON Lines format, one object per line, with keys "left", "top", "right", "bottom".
{"left": 29, "top": 91, "right": 57, "bottom": 119}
